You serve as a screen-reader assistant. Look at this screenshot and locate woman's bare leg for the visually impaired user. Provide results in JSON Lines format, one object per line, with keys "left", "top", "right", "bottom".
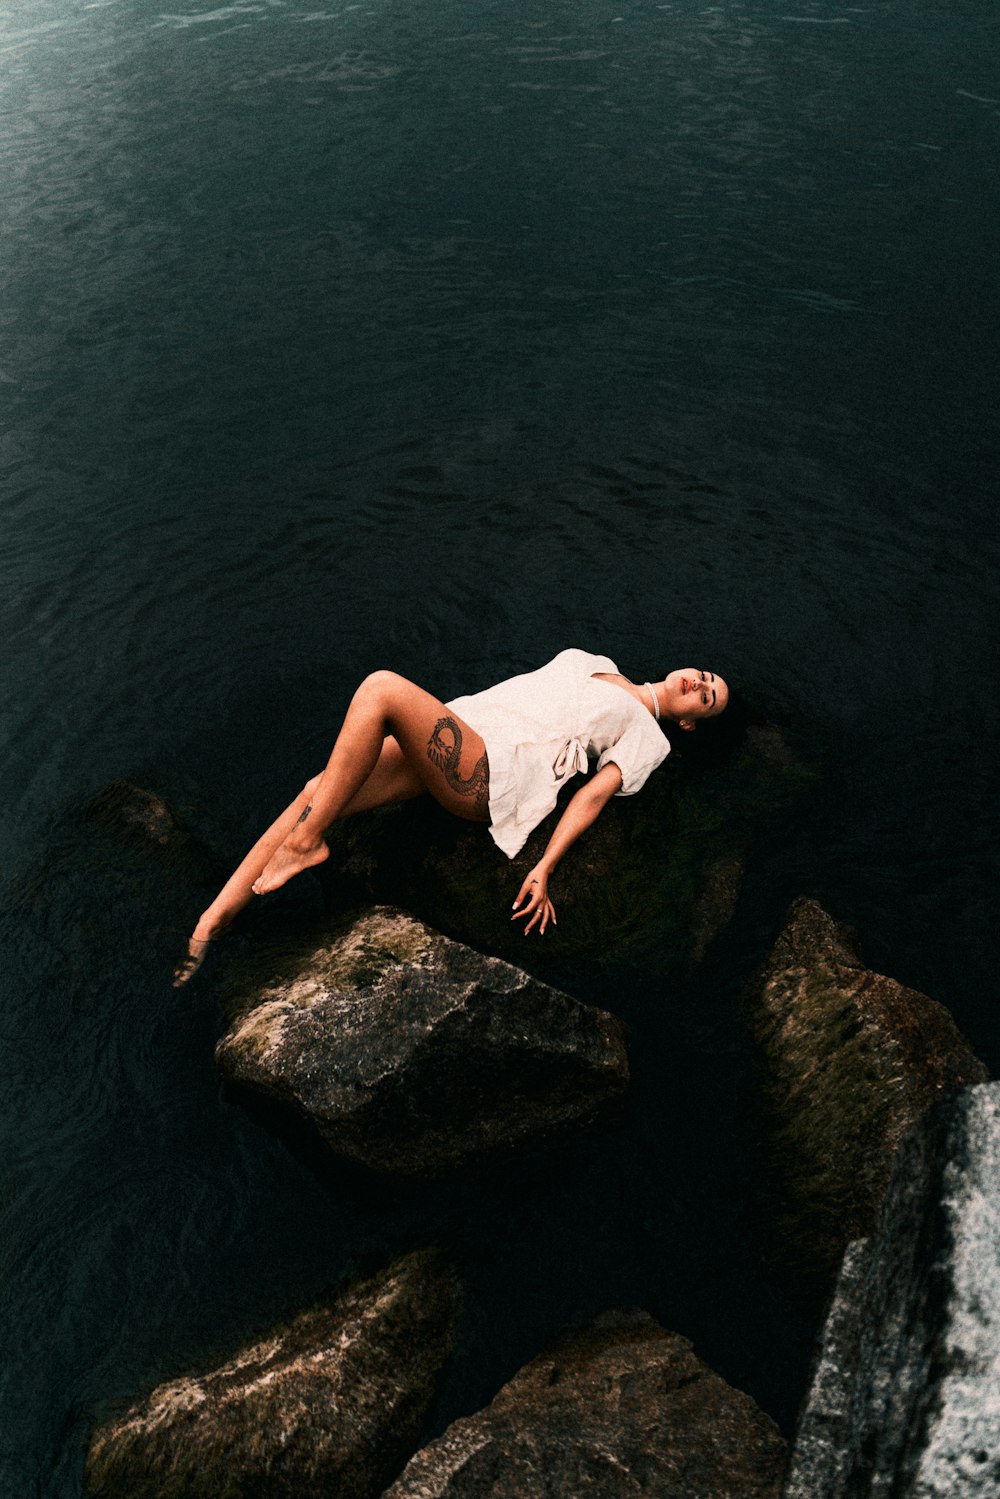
{"left": 172, "top": 735, "right": 425, "bottom": 985}
{"left": 251, "top": 671, "right": 489, "bottom": 897}
{"left": 187, "top": 784, "right": 318, "bottom": 943}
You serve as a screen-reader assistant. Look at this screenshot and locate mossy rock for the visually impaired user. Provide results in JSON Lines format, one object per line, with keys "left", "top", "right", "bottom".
{"left": 215, "top": 907, "right": 629, "bottom": 1176}
{"left": 85, "top": 1247, "right": 460, "bottom": 1499}
{"left": 746, "top": 898, "right": 989, "bottom": 1271}
{"left": 385, "top": 1307, "right": 787, "bottom": 1499}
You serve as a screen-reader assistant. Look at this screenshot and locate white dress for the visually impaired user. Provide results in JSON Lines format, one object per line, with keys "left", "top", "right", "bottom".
{"left": 447, "top": 647, "right": 670, "bottom": 859}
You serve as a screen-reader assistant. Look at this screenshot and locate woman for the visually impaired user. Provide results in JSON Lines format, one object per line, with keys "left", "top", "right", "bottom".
{"left": 173, "top": 648, "right": 729, "bottom": 983}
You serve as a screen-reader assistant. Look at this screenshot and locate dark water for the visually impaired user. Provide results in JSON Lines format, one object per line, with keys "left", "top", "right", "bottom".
{"left": 2, "top": 0, "right": 998, "bottom": 1491}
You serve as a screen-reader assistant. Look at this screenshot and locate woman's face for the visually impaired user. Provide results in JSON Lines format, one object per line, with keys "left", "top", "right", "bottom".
{"left": 662, "top": 668, "right": 729, "bottom": 729}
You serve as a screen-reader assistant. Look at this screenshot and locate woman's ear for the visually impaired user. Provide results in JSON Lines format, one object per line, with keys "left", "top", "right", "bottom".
{"left": 679, "top": 718, "right": 696, "bottom": 733}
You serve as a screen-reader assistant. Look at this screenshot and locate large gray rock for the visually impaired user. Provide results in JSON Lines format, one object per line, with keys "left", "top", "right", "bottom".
{"left": 784, "top": 1083, "right": 1000, "bottom": 1499}
{"left": 215, "top": 906, "right": 629, "bottom": 1175}
{"left": 318, "top": 723, "right": 810, "bottom": 982}
{"left": 781, "top": 1241, "right": 871, "bottom": 1499}
{"left": 747, "top": 898, "right": 987, "bottom": 1267}
{"left": 385, "top": 1308, "right": 787, "bottom": 1499}
{"left": 85, "top": 1247, "right": 459, "bottom": 1499}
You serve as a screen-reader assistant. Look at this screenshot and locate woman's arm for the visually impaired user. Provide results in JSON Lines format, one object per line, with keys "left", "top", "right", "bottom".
{"left": 511, "top": 761, "right": 623, "bottom": 935}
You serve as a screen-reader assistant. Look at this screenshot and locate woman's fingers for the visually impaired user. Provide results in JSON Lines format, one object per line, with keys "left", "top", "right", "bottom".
{"left": 512, "top": 876, "right": 542, "bottom": 914}
{"left": 517, "top": 896, "right": 555, "bottom": 935}
{"left": 511, "top": 874, "right": 555, "bottom": 934}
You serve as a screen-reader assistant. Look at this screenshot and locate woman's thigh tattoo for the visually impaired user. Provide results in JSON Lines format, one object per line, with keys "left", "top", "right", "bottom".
{"left": 427, "top": 717, "right": 489, "bottom": 815}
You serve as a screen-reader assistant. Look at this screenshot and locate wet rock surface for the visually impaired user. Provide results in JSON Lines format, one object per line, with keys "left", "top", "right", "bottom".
{"left": 215, "top": 906, "right": 629, "bottom": 1175}
{"left": 384, "top": 1307, "right": 787, "bottom": 1499}
{"left": 84, "top": 1247, "right": 460, "bottom": 1499}
{"left": 784, "top": 1083, "right": 1000, "bottom": 1499}
{"left": 746, "top": 897, "right": 987, "bottom": 1266}
{"left": 319, "top": 723, "right": 809, "bottom": 984}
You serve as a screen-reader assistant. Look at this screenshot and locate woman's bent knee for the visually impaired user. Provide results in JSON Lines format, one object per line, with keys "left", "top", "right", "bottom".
{"left": 356, "top": 669, "right": 405, "bottom": 704}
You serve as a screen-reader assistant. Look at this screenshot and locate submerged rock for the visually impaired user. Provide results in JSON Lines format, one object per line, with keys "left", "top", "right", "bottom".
{"left": 80, "top": 779, "right": 223, "bottom": 882}
{"left": 318, "top": 723, "right": 810, "bottom": 982}
{"left": 215, "top": 906, "right": 629, "bottom": 1175}
{"left": 8, "top": 781, "right": 226, "bottom": 983}
{"left": 84, "top": 1247, "right": 459, "bottom": 1499}
{"left": 384, "top": 1308, "right": 787, "bottom": 1499}
{"left": 785, "top": 1083, "right": 1000, "bottom": 1499}
{"left": 746, "top": 897, "right": 987, "bottom": 1267}
{"left": 83, "top": 781, "right": 191, "bottom": 850}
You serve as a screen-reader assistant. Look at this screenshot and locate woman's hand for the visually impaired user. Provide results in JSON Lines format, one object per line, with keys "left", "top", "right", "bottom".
{"left": 511, "top": 866, "right": 557, "bottom": 936}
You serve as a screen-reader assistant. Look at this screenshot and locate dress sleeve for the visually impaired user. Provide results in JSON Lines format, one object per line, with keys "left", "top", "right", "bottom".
{"left": 596, "top": 718, "right": 670, "bottom": 796}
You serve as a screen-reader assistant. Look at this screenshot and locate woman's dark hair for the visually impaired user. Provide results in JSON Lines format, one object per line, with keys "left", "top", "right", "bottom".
{"left": 659, "top": 687, "right": 759, "bottom": 769}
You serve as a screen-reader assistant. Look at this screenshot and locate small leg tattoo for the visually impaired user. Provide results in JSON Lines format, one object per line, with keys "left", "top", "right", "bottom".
{"left": 428, "top": 717, "right": 490, "bottom": 816}
{"left": 251, "top": 800, "right": 329, "bottom": 897}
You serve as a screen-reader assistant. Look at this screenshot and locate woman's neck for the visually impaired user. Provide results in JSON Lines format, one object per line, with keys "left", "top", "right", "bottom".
{"left": 593, "top": 672, "right": 661, "bottom": 717}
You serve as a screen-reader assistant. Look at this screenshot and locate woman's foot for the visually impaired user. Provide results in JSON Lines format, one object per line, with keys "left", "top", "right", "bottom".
{"left": 171, "top": 921, "right": 230, "bottom": 987}
{"left": 172, "top": 937, "right": 213, "bottom": 988}
{"left": 251, "top": 835, "right": 329, "bottom": 896}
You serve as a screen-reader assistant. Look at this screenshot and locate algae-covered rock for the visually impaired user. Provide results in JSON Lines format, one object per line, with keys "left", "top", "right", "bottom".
{"left": 785, "top": 1084, "right": 1000, "bottom": 1499}
{"left": 319, "top": 724, "right": 809, "bottom": 981}
{"left": 215, "top": 906, "right": 629, "bottom": 1175}
{"left": 84, "top": 1247, "right": 459, "bottom": 1499}
{"left": 747, "top": 898, "right": 988, "bottom": 1268}
{"left": 384, "top": 1307, "right": 787, "bottom": 1499}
